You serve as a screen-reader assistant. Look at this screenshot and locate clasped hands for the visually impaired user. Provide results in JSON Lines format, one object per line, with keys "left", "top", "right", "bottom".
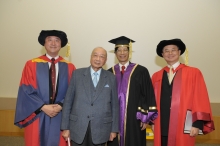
{"left": 41, "top": 104, "right": 62, "bottom": 117}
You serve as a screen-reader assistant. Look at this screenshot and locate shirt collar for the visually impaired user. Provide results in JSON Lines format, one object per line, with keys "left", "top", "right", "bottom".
{"left": 46, "top": 54, "right": 59, "bottom": 60}
{"left": 168, "top": 61, "right": 180, "bottom": 70}
{"left": 119, "top": 61, "right": 129, "bottom": 71}
{"left": 90, "top": 67, "right": 102, "bottom": 76}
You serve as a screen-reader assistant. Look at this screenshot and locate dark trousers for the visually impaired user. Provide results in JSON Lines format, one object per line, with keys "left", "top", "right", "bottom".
{"left": 71, "top": 122, "right": 105, "bottom": 146}
{"left": 107, "top": 135, "right": 119, "bottom": 146}
{"left": 161, "top": 136, "right": 168, "bottom": 146}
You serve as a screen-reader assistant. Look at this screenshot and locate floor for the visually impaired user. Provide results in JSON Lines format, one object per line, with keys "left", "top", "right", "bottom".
{"left": 0, "top": 136, "right": 219, "bottom": 146}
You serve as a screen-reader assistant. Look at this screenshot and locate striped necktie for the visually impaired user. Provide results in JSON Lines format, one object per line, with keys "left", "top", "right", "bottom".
{"left": 50, "top": 58, "right": 56, "bottom": 102}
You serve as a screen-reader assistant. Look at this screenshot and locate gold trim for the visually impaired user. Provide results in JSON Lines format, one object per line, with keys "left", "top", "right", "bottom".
{"left": 124, "top": 64, "right": 138, "bottom": 143}
{"left": 138, "top": 107, "right": 148, "bottom": 113}
{"left": 141, "top": 109, "right": 148, "bottom": 113}
{"left": 115, "top": 44, "right": 129, "bottom": 48}
{"left": 66, "top": 42, "right": 70, "bottom": 57}
{"left": 60, "top": 59, "right": 71, "bottom": 63}
{"left": 149, "top": 106, "right": 157, "bottom": 110}
{"left": 32, "top": 58, "right": 47, "bottom": 63}
{"left": 112, "top": 67, "right": 115, "bottom": 75}
{"left": 129, "top": 40, "right": 132, "bottom": 59}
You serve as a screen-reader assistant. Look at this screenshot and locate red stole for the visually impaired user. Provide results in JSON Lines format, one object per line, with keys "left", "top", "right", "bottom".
{"left": 164, "top": 64, "right": 186, "bottom": 146}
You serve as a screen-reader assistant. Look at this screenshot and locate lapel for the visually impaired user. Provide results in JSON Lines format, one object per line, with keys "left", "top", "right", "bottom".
{"left": 83, "top": 67, "right": 93, "bottom": 102}
{"left": 92, "top": 69, "right": 107, "bottom": 103}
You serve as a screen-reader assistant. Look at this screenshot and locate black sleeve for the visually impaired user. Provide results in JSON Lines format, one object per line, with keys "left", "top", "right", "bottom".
{"left": 192, "top": 120, "right": 203, "bottom": 130}
{"left": 34, "top": 104, "right": 45, "bottom": 114}
{"left": 57, "top": 102, "right": 63, "bottom": 107}
{"left": 149, "top": 121, "right": 154, "bottom": 125}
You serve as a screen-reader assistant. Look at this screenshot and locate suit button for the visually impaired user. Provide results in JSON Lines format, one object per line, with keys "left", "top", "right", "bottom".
{"left": 91, "top": 104, "right": 93, "bottom": 106}
{"left": 87, "top": 116, "right": 90, "bottom": 118}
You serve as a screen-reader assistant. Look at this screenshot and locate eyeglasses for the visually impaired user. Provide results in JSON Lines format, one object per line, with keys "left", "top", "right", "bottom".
{"left": 163, "top": 49, "right": 179, "bottom": 54}
{"left": 116, "top": 49, "right": 129, "bottom": 53}
{"left": 92, "top": 54, "right": 106, "bottom": 60}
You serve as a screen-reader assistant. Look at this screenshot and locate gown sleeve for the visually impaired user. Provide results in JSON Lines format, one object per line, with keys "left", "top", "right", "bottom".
{"left": 14, "top": 60, "right": 45, "bottom": 128}
{"left": 136, "top": 67, "right": 158, "bottom": 123}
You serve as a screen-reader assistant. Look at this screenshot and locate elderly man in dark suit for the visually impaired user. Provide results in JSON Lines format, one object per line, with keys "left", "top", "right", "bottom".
{"left": 61, "top": 47, "right": 119, "bottom": 146}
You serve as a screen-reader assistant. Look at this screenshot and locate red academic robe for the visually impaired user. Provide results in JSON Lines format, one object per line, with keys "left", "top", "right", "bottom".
{"left": 14, "top": 55, "right": 76, "bottom": 146}
{"left": 152, "top": 64, "right": 214, "bottom": 146}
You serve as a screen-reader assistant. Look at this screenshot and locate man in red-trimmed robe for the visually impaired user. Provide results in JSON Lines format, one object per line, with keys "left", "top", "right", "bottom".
{"left": 107, "top": 36, "right": 158, "bottom": 146}
{"left": 14, "top": 30, "right": 76, "bottom": 146}
{"left": 152, "top": 39, "right": 214, "bottom": 146}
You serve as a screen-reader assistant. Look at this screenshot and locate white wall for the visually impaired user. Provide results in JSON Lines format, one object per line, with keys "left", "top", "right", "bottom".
{"left": 0, "top": 0, "right": 219, "bottom": 102}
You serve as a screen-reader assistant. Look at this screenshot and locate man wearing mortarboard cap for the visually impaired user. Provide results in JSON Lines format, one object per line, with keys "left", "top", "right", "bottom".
{"left": 152, "top": 39, "right": 214, "bottom": 146}
{"left": 14, "top": 30, "right": 76, "bottom": 146}
{"left": 107, "top": 36, "right": 158, "bottom": 146}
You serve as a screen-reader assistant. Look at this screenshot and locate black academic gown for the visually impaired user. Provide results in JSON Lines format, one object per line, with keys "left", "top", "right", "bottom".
{"left": 108, "top": 64, "right": 156, "bottom": 146}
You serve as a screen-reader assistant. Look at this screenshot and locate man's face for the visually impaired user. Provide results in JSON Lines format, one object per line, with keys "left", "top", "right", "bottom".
{"left": 162, "top": 45, "right": 181, "bottom": 65}
{"left": 44, "top": 36, "right": 61, "bottom": 57}
{"left": 90, "top": 48, "right": 107, "bottom": 71}
{"left": 115, "top": 46, "right": 129, "bottom": 65}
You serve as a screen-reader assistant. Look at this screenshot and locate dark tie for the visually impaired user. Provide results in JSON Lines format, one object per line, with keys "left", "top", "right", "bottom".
{"left": 121, "top": 66, "right": 125, "bottom": 74}
{"left": 51, "top": 58, "right": 56, "bottom": 102}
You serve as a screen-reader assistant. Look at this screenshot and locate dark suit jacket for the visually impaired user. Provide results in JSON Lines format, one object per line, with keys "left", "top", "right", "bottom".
{"left": 61, "top": 67, "right": 119, "bottom": 144}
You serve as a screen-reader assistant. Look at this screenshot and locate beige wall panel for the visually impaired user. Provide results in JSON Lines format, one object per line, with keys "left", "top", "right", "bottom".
{"left": 0, "top": 1, "right": 219, "bottom": 103}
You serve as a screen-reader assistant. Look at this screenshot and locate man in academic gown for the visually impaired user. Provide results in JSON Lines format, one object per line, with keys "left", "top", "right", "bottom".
{"left": 14, "top": 30, "right": 76, "bottom": 146}
{"left": 152, "top": 39, "right": 215, "bottom": 146}
{"left": 107, "top": 36, "right": 158, "bottom": 146}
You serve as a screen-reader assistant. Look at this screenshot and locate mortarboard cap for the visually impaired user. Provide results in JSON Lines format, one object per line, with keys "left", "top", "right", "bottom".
{"left": 109, "top": 36, "right": 135, "bottom": 59}
{"left": 109, "top": 36, "right": 135, "bottom": 48}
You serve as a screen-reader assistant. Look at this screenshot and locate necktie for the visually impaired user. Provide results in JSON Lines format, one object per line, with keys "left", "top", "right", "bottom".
{"left": 93, "top": 72, "right": 98, "bottom": 87}
{"left": 121, "top": 66, "right": 125, "bottom": 74}
{"left": 51, "top": 58, "right": 56, "bottom": 102}
{"left": 168, "top": 66, "right": 174, "bottom": 84}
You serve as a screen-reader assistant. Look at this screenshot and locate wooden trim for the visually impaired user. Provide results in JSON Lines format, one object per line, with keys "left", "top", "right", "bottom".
{"left": 0, "top": 132, "right": 24, "bottom": 137}
{"left": 0, "top": 110, "right": 24, "bottom": 137}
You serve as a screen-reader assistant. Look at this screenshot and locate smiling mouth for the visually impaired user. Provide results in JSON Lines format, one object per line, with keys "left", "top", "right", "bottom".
{"left": 94, "top": 62, "right": 100, "bottom": 64}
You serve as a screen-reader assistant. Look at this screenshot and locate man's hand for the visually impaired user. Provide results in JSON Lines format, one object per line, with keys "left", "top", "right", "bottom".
{"left": 53, "top": 104, "right": 62, "bottom": 113}
{"left": 140, "top": 122, "right": 147, "bottom": 131}
{"left": 41, "top": 104, "right": 59, "bottom": 117}
{"left": 62, "top": 130, "right": 70, "bottom": 141}
{"left": 151, "top": 125, "right": 154, "bottom": 133}
{"left": 109, "top": 132, "right": 117, "bottom": 141}
{"left": 190, "top": 127, "right": 200, "bottom": 137}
